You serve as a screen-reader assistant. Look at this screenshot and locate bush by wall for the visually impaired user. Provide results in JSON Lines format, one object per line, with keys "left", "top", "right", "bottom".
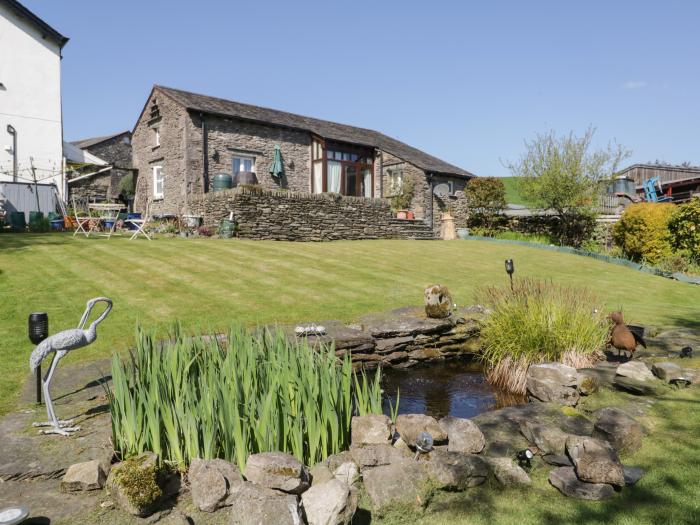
{"left": 668, "top": 198, "right": 700, "bottom": 261}
{"left": 613, "top": 202, "right": 676, "bottom": 264}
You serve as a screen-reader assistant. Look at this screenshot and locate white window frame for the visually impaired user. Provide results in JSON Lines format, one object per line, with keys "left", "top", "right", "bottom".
{"left": 388, "top": 168, "right": 404, "bottom": 196}
{"left": 232, "top": 155, "right": 256, "bottom": 174}
{"left": 153, "top": 166, "right": 164, "bottom": 199}
{"left": 153, "top": 127, "right": 160, "bottom": 147}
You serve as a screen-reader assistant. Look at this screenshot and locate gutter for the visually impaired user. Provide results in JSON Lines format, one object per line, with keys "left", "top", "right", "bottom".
{"left": 66, "top": 165, "right": 113, "bottom": 183}
{"left": 6, "top": 124, "right": 17, "bottom": 181}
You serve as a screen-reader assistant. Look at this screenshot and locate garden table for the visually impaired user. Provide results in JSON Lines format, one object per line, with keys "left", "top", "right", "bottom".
{"left": 87, "top": 203, "right": 125, "bottom": 238}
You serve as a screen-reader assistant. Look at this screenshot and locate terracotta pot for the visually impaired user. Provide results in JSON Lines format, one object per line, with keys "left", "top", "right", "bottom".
{"left": 406, "top": 211, "right": 415, "bottom": 220}
{"left": 64, "top": 216, "right": 77, "bottom": 229}
{"left": 396, "top": 210, "right": 408, "bottom": 220}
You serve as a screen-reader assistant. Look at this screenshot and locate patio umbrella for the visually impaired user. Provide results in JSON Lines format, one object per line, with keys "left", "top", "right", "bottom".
{"left": 268, "top": 145, "right": 283, "bottom": 178}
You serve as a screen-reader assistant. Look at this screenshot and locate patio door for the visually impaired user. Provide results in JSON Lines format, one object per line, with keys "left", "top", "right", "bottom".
{"left": 344, "top": 165, "right": 359, "bottom": 196}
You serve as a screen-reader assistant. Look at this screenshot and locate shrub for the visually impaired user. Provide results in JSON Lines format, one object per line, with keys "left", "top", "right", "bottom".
{"left": 668, "top": 197, "right": 700, "bottom": 260}
{"left": 109, "top": 325, "right": 386, "bottom": 472}
{"left": 494, "top": 231, "right": 553, "bottom": 245}
{"left": 390, "top": 178, "right": 415, "bottom": 211}
{"left": 465, "top": 177, "right": 506, "bottom": 231}
{"left": 28, "top": 216, "right": 50, "bottom": 233}
{"left": 613, "top": 202, "right": 676, "bottom": 263}
{"left": 477, "top": 278, "right": 608, "bottom": 395}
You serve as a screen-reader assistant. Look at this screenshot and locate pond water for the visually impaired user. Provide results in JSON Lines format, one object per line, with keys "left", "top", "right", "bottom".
{"left": 380, "top": 358, "right": 525, "bottom": 420}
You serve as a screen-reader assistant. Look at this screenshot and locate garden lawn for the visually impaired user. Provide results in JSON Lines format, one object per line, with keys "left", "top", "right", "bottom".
{"left": 1, "top": 233, "right": 698, "bottom": 415}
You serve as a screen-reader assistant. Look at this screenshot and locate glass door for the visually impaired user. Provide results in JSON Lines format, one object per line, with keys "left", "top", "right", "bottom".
{"left": 345, "top": 165, "right": 359, "bottom": 196}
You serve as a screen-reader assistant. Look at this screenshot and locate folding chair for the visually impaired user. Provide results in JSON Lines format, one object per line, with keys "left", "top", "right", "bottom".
{"left": 71, "top": 196, "right": 92, "bottom": 238}
{"left": 129, "top": 199, "right": 152, "bottom": 240}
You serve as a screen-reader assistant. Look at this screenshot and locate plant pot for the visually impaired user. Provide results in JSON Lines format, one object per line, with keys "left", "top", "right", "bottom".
{"left": 456, "top": 227, "right": 470, "bottom": 239}
{"left": 64, "top": 216, "right": 77, "bottom": 229}
{"left": 182, "top": 214, "right": 202, "bottom": 228}
{"left": 127, "top": 213, "right": 141, "bottom": 230}
{"left": 396, "top": 210, "right": 408, "bottom": 220}
{"left": 406, "top": 211, "right": 415, "bottom": 220}
{"left": 104, "top": 220, "right": 115, "bottom": 230}
{"left": 50, "top": 219, "right": 64, "bottom": 231}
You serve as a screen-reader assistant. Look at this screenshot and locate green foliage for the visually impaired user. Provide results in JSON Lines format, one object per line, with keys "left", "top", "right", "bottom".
{"left": 390, "top": 178, "right": 415, "bottom": 211}
{"left": 613, "top": 202, "right": 676, "bottom": 263}
{"left": 465, "top": 177, "right": 506, "bottom": 230}
{"left": 477, "top": 278, "right": 609, "bottom": 394}
{"left": 507, "top": 127, "right": 630, "bottom": 245}
{"left": 28, "top": 217, "right": 51, "bottom": 233}
{"left": 493, "top": 231, "right": 553, "bottom": 245}
{"left": 668, "top": 197, "right": 700, "bottom": 259}
{"left": 118, "top": 173, "right": 136, "bottom": 197}
{"left": 109, "top": 324, "right": 386, "bottom": 472}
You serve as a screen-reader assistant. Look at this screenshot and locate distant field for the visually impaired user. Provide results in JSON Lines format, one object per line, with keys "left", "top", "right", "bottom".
{"left": 500, "top": 176, "right": 535, "bottom": 206}
{"left": 1, "top": 233, "right": 698, "bottom": 415}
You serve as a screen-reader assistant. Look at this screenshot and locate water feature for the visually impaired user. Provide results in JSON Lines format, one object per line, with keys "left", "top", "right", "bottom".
{"left": 381, "top": 358, "right": 525, "bottom": 420}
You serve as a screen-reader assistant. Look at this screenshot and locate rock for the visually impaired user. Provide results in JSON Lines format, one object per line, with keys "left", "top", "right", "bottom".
{"left": 310, "top": 463, "right": 334, "bottom": 486}
{"left": 362, "top": 459, "right": 431, "bottom": 511}
{"left": 393, "top": 436, "right": 411, "bottom": 453}
{"left": 577, "top": 363, "right": 617, "bottom": 389}
{"left": 333, "top": 462, "right": 359, "bottom": 486}
{"left": 542, "top": 454, "right": 573, "bottom": 467}
{"left": 244, "top": 452, "right": 310, "bottom": 494}
{"left": 425, "top": 285, "right": 453, "bottom": 319}
{"left": 350, "top": 444, "right": 406, "bottom": 470}
{"left": 577, "top": 373, "right": 599, "bottom": 395}
{"left": 229, "top": 482, "right": 302, "bottom": 525}
{"left": 613, "top": 376, "right": 662, "bottom": 396}
{"left": 361, "top": 310, "right": 454, "bottom": 338}
{"left": 616, "top": 361, "right": 655, "bottom": 382}
{"left": 486, "top": 457, "right": 531, "bottom": 486}
{"left": 652, "top": 362, "right": 683, "bottom": 382}
{"left": 424, "top": 450, "right": 489, "bottom": 489}
{"left": 566, "top": 436, "right": 625, "bottom": 486}
{"left": 526, "top": 376, "right": 580, "bottom": 406}
{"left": 396, "top": 414, "right": 448, "bottom": 447}
{"left": 439, "top": 416, "right": 485, "bottom": 454}
{"left": 528, "top": 363, "right": 578, "bottom": 387}
{"left": 325, "top": 451, "right": 354, "bottom": 473}
{"left": 60, "top": 459, "right": 107, "bottom": 492}
{"left": 189, "top": 458, "right": 244, "bottom": 512}
{"left": 519, "top": 421, "right": 569, "bottom": 455}
{"left": 351, "top": 414, "right": 392, "bottom": 445}
{"left": 682, "top": 368, "right": 699, "bottom": 384}
{"left": 623, "top": 466, "right": 645, "bottom": 486}
{"left": 301, "top": 478, "right": 357, "bottom": 525}
{"left": 592, "top": 408, "right": 644, "bottom": 453}
{"left": 106, "top": 452, "right": 168, "bottom": 517}
{"left": 548, "top": 467, "right": 615, "bottom": 500}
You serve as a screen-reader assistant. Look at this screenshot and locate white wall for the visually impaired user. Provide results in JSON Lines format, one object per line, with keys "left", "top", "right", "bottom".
{"left": 0, "top": 4, "right": 64, "bottom": 196}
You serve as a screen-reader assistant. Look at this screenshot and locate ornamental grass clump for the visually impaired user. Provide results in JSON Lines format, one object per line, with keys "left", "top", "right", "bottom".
{"left": 477, "top": 278, "right": 609, "bottom": 395}
{"left": 109, "top": 324, "right": 386, "bottom": 472}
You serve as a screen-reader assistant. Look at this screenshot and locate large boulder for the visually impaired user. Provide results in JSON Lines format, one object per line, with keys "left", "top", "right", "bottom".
{"left": 439, "top": 416, "right": 485, "bottom": 454}
{"left": 613, "top": 376, "right": 663, "bottom": 396}
{"left": 623, "top": 466, "right": 645, "bottom": 486}
{"left": 188, "top": 458, "right": 244, "bottom": 512}
{"left": 301, "top": 478, "right": 357, "bottom": 525}
{"left": 396, "top": 414, "right": 447, "bottom": 447}
{"left": 333, "top": 462, "right": 359, "bottom": 486}
{"left": 351, "top": 414, "right": 392, "bottom": 446}
{"left": 424, "top": 450, "right": 489, "bottom": 489}
{"left": 519, "top": 421, "right": 570, "bottom": 455}
{"left": 592, "top": 407, "right": 645, "bottom": 454}
{"left": 526, "top": 363, "right": 580, "bottom": 406}
{"left": 652, "top": 362, "right": 683, "bottom": 382}
{"left": 485, "top": 457, "right": 531, "bottom": 486}
{"left": 424, "top": 285, "right": 453, "bottom": 319}
{"left": 362, "top": 459, "right": 431, "bottom": 511}
{"left": 60, "top": 459, "right": 107, "bottom": 492}
{"left": 616, "top": 361, "right": 655, "bottom": 382}
{"left": 309, "top": 463, "right": 334, "bottom": 486}
{"left": 244, "top": 452, "right": 310, "bottom": 494}
{"left": 548, "top": 467, "right": 615, "bottom": 500}
{"left": 350, "top": 444, "right": 406, "bottom": 470}
{"left": 229, "top": 482, "right": 302, "bottom": 525}
{"left": 566, "top": 436, "right": 625, "bottom": 486}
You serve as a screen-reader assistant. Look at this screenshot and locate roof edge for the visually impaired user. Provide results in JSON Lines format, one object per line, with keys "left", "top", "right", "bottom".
{"left": 1, "top": 0, "right": 69, "bottom": 48}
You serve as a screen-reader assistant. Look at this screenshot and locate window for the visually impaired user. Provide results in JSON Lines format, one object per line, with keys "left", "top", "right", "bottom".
{"left": 233, "top": 155, "right": 255, "bottom": 175}
{"left": 153, "top": 127, "right": 160, "bottom": 147}
{"left": 447, "top": 180, "right": 455, "bottom": 196}
{"left": 153, "top": 166, "right": 164, "bottom": 199}
{"left": 388, "top": 167, "right": 404, "bottom": 195}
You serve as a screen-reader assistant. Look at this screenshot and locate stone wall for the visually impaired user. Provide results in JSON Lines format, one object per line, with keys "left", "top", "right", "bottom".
{"left": 380, "top": 151, "right": 430, "bottom": 219}
{"left": 186, "top": 185, "right": 434, "bottom": 241}
{"left": 85, "top": 133, "right": 133, "bottom": 168}
{"left": 69, "top": 168, "right": 131, "bottom": 202}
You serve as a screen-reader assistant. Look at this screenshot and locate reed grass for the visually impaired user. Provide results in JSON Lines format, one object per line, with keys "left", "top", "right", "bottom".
{"left": 108, "top": 324, "right": 386, "bottom": 472}
{"left": 477, "top": 278, "right": 608, "bottom": 394}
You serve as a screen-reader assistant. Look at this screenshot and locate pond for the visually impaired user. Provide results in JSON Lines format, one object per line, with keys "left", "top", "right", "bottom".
{"left": 381, "top": 358, "right": 525, "bottom": 420}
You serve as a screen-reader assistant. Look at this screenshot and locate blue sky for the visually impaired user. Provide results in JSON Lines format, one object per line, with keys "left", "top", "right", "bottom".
{"left": 23, "top": 0, "right": 700, "bottom": 176}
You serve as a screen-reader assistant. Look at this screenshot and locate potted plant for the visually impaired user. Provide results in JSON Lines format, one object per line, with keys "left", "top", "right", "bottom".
{"left": 390, "top": 178, "right": 415, "bottom": 219}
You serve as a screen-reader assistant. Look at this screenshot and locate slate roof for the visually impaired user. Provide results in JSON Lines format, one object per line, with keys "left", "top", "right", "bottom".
{"left": 1, "top": 0, "right": 68, "bottom": 48}
{"left": 155, "top": 85, "right": 474, "bottom": 178}
{"left": 71, "top": 131, "right": 130, "bottom": 150}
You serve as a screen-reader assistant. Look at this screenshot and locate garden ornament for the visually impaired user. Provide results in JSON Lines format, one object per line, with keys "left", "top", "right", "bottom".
{"left": 680, "top": 346, "right": 693, "bottom": 358}
{"left": 29, "top": 297, "right": 113, "bottom": 435}
{"left": 608, "top": 311, "right": 646, "bottom": 359}
{"left": 414, "top": 431, "right": 434, "bottom": 460}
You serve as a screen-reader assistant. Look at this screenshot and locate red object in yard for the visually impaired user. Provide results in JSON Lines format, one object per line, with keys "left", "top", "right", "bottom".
{"left": 406, "top": 211, "right": 415, "bottom": 220}
{"left": 396, "top": 210, "right": 408, "bottom": 219}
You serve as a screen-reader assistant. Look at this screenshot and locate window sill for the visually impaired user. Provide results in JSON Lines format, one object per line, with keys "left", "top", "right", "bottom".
{"left": 153, "top": 197, "right": 164, "bottom": 202}
{"left": 152, "top": 145, "right": 161, "bottom": 151}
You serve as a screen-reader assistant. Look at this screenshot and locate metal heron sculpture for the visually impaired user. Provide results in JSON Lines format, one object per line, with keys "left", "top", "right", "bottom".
{"left": 29, "top": 297, "right": 113, "bottom": 435}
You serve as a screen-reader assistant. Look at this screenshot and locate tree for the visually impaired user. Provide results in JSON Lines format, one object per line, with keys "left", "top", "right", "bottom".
{"left": 465, "top": 177, "right": 506, "bottom": 231}
{"left": 506, "top": 127, "right": 630, "bottom": 245}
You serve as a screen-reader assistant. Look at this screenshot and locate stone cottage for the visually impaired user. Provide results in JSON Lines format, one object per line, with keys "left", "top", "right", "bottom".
{"left": 67, "top": 131, "right": 135, "bottom": 204}
{"left": 132, "top": 85, "right": 475, "bottom": 234}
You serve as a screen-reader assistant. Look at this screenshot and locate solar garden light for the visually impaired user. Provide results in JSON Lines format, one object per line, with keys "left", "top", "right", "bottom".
{"left": 680, "top": 346, "right": 693, "bottom": 358}
{"left": 0, "top": 505, "right": 29, "bottom": 525}
{"left": 28, "top": 312, "right": 49, "bottom": 404}
{"left": 414, "top": 431, "right": 434, "bottom": 460}
{"left": 505, "top": 259, "right": 515, "bottom": 291}
{"left": 516, "top": 448, "right": 534, "bottom": 470}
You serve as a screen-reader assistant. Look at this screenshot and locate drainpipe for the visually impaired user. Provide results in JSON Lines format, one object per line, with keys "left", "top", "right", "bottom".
{"left": 427, "top": 172, "right": 434, "bottom": 229}
{"left": 200, "top": 112, "right": 209, "bottom": 192}
{"left": 6, "top": 124, "right": 17, "bottom": 182}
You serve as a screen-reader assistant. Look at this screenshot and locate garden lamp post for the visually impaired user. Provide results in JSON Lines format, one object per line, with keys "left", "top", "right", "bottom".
{"left": 28, "top": 312, "right": 49, "bottom": 404}
{"left": 505, "top": 259, "right": 515, "bottom": 291}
